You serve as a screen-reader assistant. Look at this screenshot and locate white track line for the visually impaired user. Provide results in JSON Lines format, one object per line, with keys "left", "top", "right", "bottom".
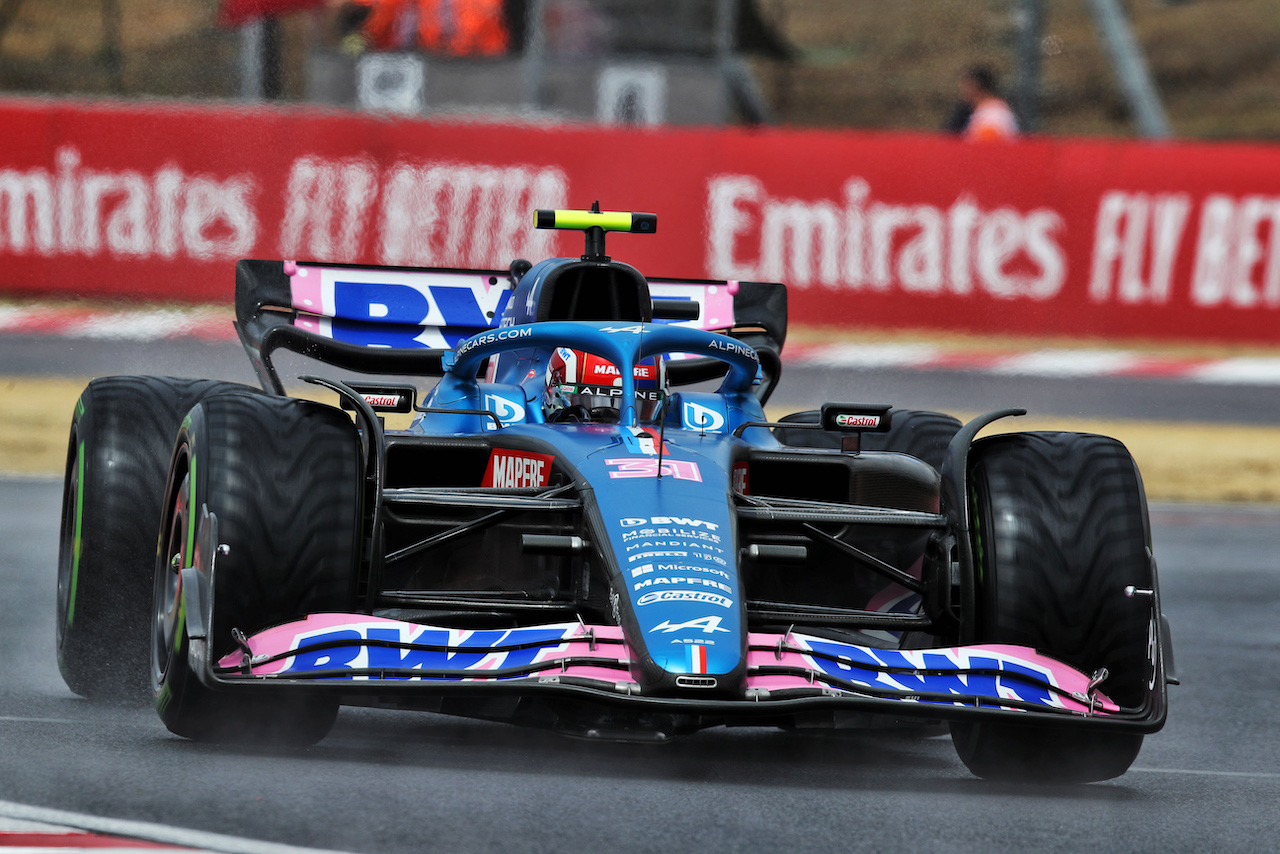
{"left": 787, "top": 344, "right": 1280, "bottom": 384}
{"left": 988, "top": 350, "right": 1141, "bottom": 377}
{"left": 0, "top": 800, "right": 346, "bottom": 854}
{"left": 0, "top": 306, "right": 234, "bottom": 342}
{"left": 1186, "top": 358, "right": 1280, "bottom": 385}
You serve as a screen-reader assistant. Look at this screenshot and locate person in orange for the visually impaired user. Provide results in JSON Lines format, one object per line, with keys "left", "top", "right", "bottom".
{"left": 959, "top": 65, "right": 1018, "bottom": 141}
{"left": 348, "top": 0, "right": 508, "bottom": 56}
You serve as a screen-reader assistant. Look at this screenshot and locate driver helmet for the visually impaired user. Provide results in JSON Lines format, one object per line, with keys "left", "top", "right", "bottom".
{"left": 543, "top": 348, "right": 666, "bottom": 423}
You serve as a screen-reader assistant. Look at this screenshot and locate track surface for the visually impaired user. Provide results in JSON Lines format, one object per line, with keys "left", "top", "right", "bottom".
{"left": 2, "top": 476, "right": 1279, "bottom": 853}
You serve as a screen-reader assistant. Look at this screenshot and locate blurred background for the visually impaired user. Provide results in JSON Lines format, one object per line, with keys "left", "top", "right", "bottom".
{"left": 0, "top": 0, "right": 1275, "bottom": 138}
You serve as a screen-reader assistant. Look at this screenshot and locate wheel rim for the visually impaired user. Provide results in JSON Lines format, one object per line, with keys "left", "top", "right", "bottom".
{"left": 153, "top": 472, "right": 189, "bottom": 688}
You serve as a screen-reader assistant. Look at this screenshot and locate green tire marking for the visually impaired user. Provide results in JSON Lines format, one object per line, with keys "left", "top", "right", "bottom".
{"left": 185, "top": 454, "right": 197, "bottom": 568}
{"left": 178, "top": 452, "right": 196, "bottom": 658}
{"left": 67, "top": 440, "right": 85, "bottom": 628}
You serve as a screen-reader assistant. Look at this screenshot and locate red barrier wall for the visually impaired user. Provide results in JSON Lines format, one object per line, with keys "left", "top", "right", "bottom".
{"left": 3, "top": 97, "right": 1280, "bottom": 343}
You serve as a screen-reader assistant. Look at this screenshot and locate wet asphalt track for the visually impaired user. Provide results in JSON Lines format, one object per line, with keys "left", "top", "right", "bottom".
{"left": 4, "top": 333, "right": 1280, "bottom": 851}
{"left": 1, "top": 477, "right": 1279, "bottom": 852}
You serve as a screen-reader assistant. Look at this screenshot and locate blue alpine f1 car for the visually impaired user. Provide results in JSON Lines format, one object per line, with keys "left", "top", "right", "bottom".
{"left": 56, "top": 206, "right": 1174, "bottom": 782}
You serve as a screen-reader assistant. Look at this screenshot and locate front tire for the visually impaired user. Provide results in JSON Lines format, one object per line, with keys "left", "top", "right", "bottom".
{"left": 951, "top": 432, "right": 1155, "bottom": 783}
{"left": 153, "top": 393, "right": 362, "bottom": 745}
{"left": 56, "top": 377, "right": 257, "bottom": 701}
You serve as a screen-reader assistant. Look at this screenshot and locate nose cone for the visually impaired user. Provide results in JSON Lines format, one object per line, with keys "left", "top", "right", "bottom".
{"left": 583, "top": 443, "right": 746, "bottom": 694}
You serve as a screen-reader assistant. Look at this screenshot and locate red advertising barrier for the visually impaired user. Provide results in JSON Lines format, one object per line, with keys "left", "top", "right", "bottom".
{"left": 3, "top": 96, "right": 1280, "bottom": 343}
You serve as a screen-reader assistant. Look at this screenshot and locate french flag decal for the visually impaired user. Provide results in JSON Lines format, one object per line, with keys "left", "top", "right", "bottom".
{"left": 687, "top": 644, "right": 708, "bottom": 674}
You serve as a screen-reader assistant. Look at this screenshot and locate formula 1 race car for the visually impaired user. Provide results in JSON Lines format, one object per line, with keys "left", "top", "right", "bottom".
{"left": 56, "top": 205, "right": 1174, "bottom": 783}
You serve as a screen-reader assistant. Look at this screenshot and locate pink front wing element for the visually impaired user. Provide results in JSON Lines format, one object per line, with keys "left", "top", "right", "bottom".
{"left": 217, "top": 616, "right": 637, "bottom": 688}
{"left": 216, "top": 612, "right": 384, "bottom": 674}
{"left": 743, "top": 634, "right": 1121, "bottom": 714}
{"left": 216, "top": 617, "right": 1120, "bottom": 714}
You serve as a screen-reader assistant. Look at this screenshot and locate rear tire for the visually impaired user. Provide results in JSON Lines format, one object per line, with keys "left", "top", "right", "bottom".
{"left": 774, "top": 409, "right": 961, "bottom": 470}
{"left": 56, "top": 377, "right": 257, "bottom": 702}
{"left": 951, "top": 432, "right": 1155, "bottom": 783}
{"left": 152, "top": 393, "right": 361, "bottom": 745}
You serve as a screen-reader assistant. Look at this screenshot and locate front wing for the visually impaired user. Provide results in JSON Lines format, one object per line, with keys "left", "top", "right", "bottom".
{"left": 199, "top": 614, "right": 1165, "bottom": 732}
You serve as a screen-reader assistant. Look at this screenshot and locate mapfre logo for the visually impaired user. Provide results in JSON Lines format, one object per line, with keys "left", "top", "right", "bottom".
{"left": 482, "top": 449, "right": 553, "bottom": 488}
{"left": 585, "top": 360, "right": 657, "bottom": 381}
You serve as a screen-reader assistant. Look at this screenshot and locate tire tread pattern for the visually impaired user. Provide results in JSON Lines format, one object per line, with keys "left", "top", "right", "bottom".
{"left": 154, "top": 393, "right": 360, "bottom": 745}
{"left": 972, "top": 432, "right": 1151, "bottom": 700}
{"left": 953, "top": 431, "right": 1154, "bottom": 783}
{"left": 202, "top": 393, "right": 361, "bottom": 655}
{"left": 57, "top": 376, "right": 256, "bottom": 700}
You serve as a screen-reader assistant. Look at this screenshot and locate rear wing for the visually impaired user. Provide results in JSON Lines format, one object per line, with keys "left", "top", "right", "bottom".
{"left": 234, "top": 259, "right": 787, "bottom": 398}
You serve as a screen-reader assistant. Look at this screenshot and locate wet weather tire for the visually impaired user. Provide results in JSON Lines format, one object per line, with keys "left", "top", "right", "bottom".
{"left": 152, "top": 393, "right": 361, "bottom": 745}
{"left": 951, "top": 432, "right": 1155, "bottom": 783}
{"left": 56, "top": 376, "right": 258, "bottom": 702}
{"left": 775, "top": 409, "right": 961, "bottom": 470}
